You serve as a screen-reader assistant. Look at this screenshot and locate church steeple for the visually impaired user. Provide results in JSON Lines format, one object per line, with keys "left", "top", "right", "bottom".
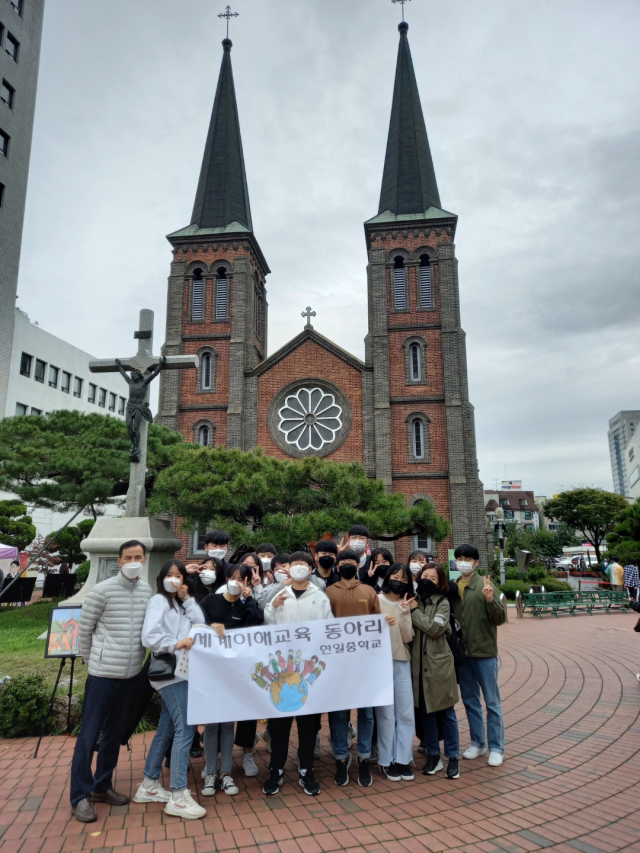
{"left": 190, "top": 37, "right": 253, "bottom": 232}
{"left": 378, "top": 22, "right": 441, "bottom": 216}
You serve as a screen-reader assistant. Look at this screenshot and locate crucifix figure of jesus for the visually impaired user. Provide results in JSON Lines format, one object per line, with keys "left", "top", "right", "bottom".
{"left": 89, "top": 309, "right": 198, "bottom": 517}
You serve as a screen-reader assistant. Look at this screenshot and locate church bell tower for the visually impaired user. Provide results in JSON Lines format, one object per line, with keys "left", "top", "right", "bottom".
{"left": 156, "top": 35, "right": 269, "bottom": 451}
{"left": 365, "top": 21, "right": 487, "bottom": 562}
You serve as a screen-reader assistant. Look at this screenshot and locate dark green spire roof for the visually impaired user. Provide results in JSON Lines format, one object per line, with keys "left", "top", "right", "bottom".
{"left": 378, "top": 22, "right": 441, "bottom": 216}
{"left": 190, "top": 38, "right": 253, "bottom": 232}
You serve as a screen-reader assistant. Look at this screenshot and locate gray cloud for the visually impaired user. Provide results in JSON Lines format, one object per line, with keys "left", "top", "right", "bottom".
{"left": 17, "top": 0, "right": 640, "bottom": 498}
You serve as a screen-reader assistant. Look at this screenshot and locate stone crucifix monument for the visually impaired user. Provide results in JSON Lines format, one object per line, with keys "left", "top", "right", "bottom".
{"left": 63, "top": 310, "right": 198, "bottom": 605}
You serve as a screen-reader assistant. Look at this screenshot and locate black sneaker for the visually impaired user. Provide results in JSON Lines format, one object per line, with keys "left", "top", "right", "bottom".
{"left": 299, "top": 769, "right": 321, "bottom": 796}
{"left": 397, "top": 763, "right": 414, "bottom": 781}
{"left": 262, "top": 768, "right": 284, "bottom": 796}
{"left": 422, "top": 755, "right": 444, "bottom": 775}
{"left": 446, "top": 758, "right": 460, "bottom": 779}
{"left": 357, "top": 757, "right": 373, "bottom": 787}
{"left": 335, "top": 758, "right": 349, "bottom": 787}
{"left": 382, "top": 762, "right": 401, "bottom": 781}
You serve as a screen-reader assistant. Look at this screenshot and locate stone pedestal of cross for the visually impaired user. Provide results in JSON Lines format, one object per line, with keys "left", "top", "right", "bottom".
{"left": 89, "top": 309, "right": 198, "bottom": 517}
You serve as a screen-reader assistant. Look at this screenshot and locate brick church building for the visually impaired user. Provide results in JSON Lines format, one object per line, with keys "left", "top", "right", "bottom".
{"left": 156, "top": 21, "right": 487, "bottom": 564}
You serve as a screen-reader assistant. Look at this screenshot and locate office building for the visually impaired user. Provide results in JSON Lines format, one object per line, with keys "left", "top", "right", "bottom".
{"left": 608, "top": 410, "right": 640, "bottom": 496}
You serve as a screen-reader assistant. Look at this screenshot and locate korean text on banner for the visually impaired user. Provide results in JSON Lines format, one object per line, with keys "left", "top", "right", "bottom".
{"left": 187, "top": 615, "right": 393, "bottom": 724}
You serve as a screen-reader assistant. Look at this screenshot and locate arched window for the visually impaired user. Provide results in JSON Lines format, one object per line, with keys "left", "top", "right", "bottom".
{"left": 409, "top": 494, "right": 435, "bottom": 556}
{"left": 198, "top": 425, "right": 210, "bottom": 447}
{"left": 419, "top": 255, "right": 433, "bottom": 309}
{"left": 412, "top": 418, "right": 424, "bottom": 459}
{"left": 191, "top": 268, "right": 204, "bottom": 322}
{"left": 410, "top": 343, "right": 421, "bottom": 381}
{"left": 393, "top": 256, "right": 407, "bottom": 310}
{"left": 215, "top": 267, "right": 228, "bottom": 320}
{"left": 202, "top": 353, "right": 212, "bottom": 390}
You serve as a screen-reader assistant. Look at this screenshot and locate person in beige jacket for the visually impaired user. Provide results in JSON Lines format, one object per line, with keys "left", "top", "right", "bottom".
{"left": 375, "top": 564, "right": 416, "bottom": 782}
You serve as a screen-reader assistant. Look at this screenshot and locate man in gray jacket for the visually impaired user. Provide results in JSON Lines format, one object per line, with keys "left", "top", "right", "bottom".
{"left": 70, "top": 540, "right": 152, "bottom": 822}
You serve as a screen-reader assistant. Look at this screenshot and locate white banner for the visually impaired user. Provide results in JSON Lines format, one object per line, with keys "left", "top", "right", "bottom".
{"left": 186, "top": 615, "right": 393, "bottom": 724}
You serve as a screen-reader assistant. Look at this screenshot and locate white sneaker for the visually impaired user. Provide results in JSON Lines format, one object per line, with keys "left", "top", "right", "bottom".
{"left": 164, "top": 789, "right": 206, "bottom": 820}
{"left": 243, "top": 753, "right": 258, "bottom": 777}
{"left": 488, "top": 751, "right": 504, "bottom": 767}
{"left": 133, "top": 778, "right": 171, "bottom": 803}
{"left": 261, "top": 729, "right": 272, "bottom": 752}
{"left": 462, "top": 745, "right": 487, "bottom": 760}
{"left": 220, "top": 775, "right": 239, "bottom": 796}
{"left": 314, "top": 733, "right": 322, "bottom": 760}
{"left": 202, "top": 774, "right": 217, "bottom": 796}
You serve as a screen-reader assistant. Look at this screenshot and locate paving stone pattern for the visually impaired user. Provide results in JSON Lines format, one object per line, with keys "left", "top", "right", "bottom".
{"left": 1, "top": 612, "right": 640, "bottom": 853}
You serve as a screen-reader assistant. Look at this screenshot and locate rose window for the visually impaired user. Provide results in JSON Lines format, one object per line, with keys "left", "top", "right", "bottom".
{"left": 277, "top": 387, "right": 343, "bottom": 451}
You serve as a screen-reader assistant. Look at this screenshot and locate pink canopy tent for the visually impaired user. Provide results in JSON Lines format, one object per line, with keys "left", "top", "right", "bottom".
{"left": 0, "top": 543, "right": 18, "bottom": 560}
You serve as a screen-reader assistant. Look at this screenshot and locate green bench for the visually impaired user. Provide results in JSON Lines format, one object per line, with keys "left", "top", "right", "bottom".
{"left": 518, "top": 589, "right": 630, "bottom": 618}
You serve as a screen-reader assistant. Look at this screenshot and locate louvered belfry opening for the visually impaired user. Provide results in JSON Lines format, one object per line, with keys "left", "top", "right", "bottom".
{"left": 394, "top": 256, "right": 407, "bottom": 310}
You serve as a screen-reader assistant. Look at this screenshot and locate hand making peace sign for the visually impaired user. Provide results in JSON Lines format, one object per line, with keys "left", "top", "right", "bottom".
{"left": 482, "top": 573, "right": 494, "bottom": 602}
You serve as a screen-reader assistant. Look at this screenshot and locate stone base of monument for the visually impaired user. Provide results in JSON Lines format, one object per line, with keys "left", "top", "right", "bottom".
{"left": 62, "top": 517, "right": 182, "bottom": 606}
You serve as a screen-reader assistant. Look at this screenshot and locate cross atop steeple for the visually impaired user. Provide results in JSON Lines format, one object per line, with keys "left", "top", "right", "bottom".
{"left": 218, "top": 4, "right": 239, "bottom": 38}
{"left": 302, "top": 306, "right": 316, "bottom": 329}
{"left": 392, "top": 0, "right": 411, "bottom": 23}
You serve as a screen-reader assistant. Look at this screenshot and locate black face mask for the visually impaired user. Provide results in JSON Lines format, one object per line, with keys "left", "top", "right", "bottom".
{"left": 339, "top": 563, "right": 358, "bottom": 580}
{"left": 318, "top": 555, "right": 335, "bottom": 570}
{"left": 417, "top": 578, "right": 439, "bottom": 600}
{"left": 375, "top": 564, "right": 390, "bottom": 578}
{"left": 389, "top": 579, "right": 409, "bottom": 596}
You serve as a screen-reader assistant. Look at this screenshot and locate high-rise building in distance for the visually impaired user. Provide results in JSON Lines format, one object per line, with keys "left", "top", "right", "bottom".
{"left": 608, "top": 410, "right": 640, "bottom": 496}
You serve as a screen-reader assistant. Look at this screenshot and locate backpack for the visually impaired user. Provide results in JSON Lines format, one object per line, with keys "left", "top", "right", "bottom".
{"left": 437, "top": 596, "right": 466, "bottom": 668}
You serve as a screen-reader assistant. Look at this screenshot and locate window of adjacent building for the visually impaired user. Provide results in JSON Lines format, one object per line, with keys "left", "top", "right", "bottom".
{"left": 419, "top": 255, "right": 433, "bottom": 308}
{"left": 118, "top": 396, "right": 125, "bottom": 415}
{"left": 0, "top": 181, "right": 4, "bottom": 207}
{"left": 630, "top": 466, "right": 640, "bottom": 488}
{"left": 98, "top": 388, "right": 106, "bottom": 408}
{"left": 0, "top": 23, "right": 4, "bottom": 45}
{"left": 15, "top": 402, "right": 26, "bottom": 416}
{"left": 412, "top": 418, "right": 424, "bottom": 459}
{"left": 31, "top": 407, "right": 42, "bottom": 416}
{"left": 108, "top": 392, "right": 116, "bottom": 412}
{"left": 88, "top": 383, "right": 96, "bottom": 403}
{"left": 410, "top": 343, "right": 421, "bottom": 381}
{"left": 1, "top": 79, "right": 14, "bottom": 108}
{"left": 10, "top": 0, "right": 23, "bottom": 16}
{"left": 524, "top": 511, "right": 533, "bottom": 520}
{"left": 48, "top": 365, "right": 58, "bottom": 388}
{"left": 630, "top": 447, "right": 635, "bottom": 462}
{"left": 198, "top": 424, "right": 210, "bottom": 446}
{"left": 0, "top": 129, "right": 9, "bottom": 156}
{"left": 20, "top": 352, "right": 32, "bottom": 376}
{"left": 505, "top": 510, "right": 514, "bottom": 519}
{"left": 393, "top": 257, "right": 407, "bottom": 310}
{"left": 6, "top": 33, "right": 19, "bottom": 61}
{"left": 215, "top": 268, "right": 228, "bottom": 320}
{"left": 34, "top": 358, "right": 46, "bottom": 383}
{"left": 192, "top": 529, "right": 207, "bottom": 555}
{"left": 61, "top": 371, "right": 71, "bottom": 393}
{"left": 518, "top": 498, "right": 526, "bottom": 507}
{"left": 73, "top": 376, "right": 83, "bottom": 398}
{"left": 192, "top": 268, "right": 204, "bottom": 321}
{"left": 202, "top": 353, "right": 212, "bottom": 390}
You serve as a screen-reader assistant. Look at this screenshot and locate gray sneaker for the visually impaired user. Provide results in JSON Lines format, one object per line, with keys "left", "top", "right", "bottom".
{"left": 243, "top": 752, "right": 259, "bottom": 777}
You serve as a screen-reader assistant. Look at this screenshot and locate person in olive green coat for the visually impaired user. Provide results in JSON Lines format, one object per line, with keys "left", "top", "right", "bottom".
{"left": 411, "top": 563, "right": 461, "bottom": 780}
{"left": 453, "top": 544, "right": 506, "bottom": 768}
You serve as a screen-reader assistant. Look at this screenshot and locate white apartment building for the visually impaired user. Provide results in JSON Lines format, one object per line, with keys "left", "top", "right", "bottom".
{"left": 608, "top": 410, "right": 640, "bottom": 497}
{"left": 5, "top": 307, "right": 128, "bottom": 420}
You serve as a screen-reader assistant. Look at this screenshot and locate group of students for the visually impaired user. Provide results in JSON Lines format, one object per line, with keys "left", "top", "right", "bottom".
{"left": 69, "top": 528, "right": 506, "bottom": 824}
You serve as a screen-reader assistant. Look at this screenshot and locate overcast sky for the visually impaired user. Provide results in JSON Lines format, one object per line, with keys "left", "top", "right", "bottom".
{"left": 17, "top": 0, "right": 640, "bottom": 498}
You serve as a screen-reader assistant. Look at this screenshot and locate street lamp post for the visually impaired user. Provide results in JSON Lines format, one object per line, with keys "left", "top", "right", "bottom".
{"left": 495, "top": 506, "right": 507, "bottom": 585}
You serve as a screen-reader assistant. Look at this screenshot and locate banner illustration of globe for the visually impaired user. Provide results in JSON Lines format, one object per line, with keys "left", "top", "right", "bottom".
{"left": 251, "top": 650, "right": 326, "bottom": 713}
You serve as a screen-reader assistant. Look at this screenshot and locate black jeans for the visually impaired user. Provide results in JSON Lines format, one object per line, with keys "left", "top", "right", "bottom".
{"left": 70, "top": 674, "right": 138, "bottom": 805}
{"left": 268, "top": 713, "right": 321, "bottom": 772}
{"left": 235, "top": 719, "right": 257, "bottom": 749}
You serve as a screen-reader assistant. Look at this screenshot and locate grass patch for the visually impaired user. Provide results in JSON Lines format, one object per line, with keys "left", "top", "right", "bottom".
{"left": 0, "top": 600, "right": 88, "bottom": 694}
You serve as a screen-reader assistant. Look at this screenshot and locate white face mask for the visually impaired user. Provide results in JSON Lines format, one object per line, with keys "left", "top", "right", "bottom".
{"left": 227, "top": 579, "right": 241, "bottom": 596}
{"left": 200, "top": 570, "right": 217, "bottom": 586}
{"left": 290, "top": 565, "right": 309, "bottom": 581}
{"left": 409, "top": 562, "right": 422, "bottom": 575}
{"left": 274, "top": 570, "right": 289, "bottom": 584}
{"left": 208, "top": 548, "right": 227, "bottom": 559}
{"left": 350, "top": 539, "right": 366, "bottom": 554}
{"left": 457, "top": 560, "right": 475, "bottom": 575}
{"left": 121, "top": 562, "right": 143, "bottom": 579}
{"left": 260, "top": 557, "right": 272, "bottom": 569}
{"left": 163, "top": 577, "right": 181, "bottom": 593}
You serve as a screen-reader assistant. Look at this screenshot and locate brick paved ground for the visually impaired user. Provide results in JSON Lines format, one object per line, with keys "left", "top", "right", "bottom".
{"left": 1, "top": 610, "right": 640, "bottom": 853}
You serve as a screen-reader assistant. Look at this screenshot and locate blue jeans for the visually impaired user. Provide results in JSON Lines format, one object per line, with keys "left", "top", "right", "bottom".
{"left": 142, "top": 680, "right": 196, "bottom": 791}
{"left": 375, "top": 660, "right": 414, "bottom": 766}
{"left": 457, "top": 656, "right": 504, "bottom": 754}
{"left": 204, "top": 722, "right": 234, "bottom": 775}
{"left": 70, "top": 674, "right": 137, "bottom": 805}
{"left": 329, "top": 707, "right": 374, "bottom": 760}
